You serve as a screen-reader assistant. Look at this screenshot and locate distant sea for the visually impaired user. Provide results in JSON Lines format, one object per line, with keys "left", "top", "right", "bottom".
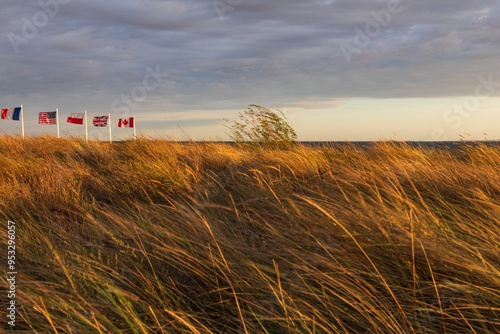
{"left": 175, "top": 141, "right": 500, "bottom": 149}
{"left": 298, "top": 141, "right": 500, "bottom": 149}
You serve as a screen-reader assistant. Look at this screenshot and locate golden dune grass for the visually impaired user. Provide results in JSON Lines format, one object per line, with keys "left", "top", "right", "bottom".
{"left": 0, "top": 136, "right": 499, "bottom": 333}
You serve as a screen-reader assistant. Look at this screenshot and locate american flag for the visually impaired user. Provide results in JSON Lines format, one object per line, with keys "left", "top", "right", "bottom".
{"left": 39, "top": 111, "right": 57, "bottom": 125}
{"left": 93, "top": 116, "right": 108, "bottom": 127}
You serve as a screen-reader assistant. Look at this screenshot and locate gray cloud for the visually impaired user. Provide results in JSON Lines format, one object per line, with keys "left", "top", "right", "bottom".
{"left": 0, "top": 0, "right": 499, "bottom": 133}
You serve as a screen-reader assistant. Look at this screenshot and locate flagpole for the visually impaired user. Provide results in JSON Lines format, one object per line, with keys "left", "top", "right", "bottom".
{"left": 108, "top": 113, "right": 112, "bottom": 143}
{"left": 21, "top": 105, "right": 25, "bottom": 139}
{"left": 56, "top": 108, "right": 60, "bottom": 138}
{"left": 133, "top": 115, "right": 137, "bottom": 140}
{"left": 84, "top": 110, "right": 88, "bottom": 142}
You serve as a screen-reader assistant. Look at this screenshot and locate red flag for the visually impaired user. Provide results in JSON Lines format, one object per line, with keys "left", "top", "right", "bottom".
{"left": 118, "top": 117, "right": 134, "bottom": 128}
{"left": 67, "top": 113, "right": 84, "bottom": 125}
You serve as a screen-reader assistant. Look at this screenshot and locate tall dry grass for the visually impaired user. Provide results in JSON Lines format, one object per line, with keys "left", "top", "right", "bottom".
{"left": 0, "top": 136, "right": 499, "bottom": 333}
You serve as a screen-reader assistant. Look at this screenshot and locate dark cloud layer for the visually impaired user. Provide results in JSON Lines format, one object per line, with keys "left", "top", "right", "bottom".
{"left": 1, "top": 0, "right": 499, "bottom": 122}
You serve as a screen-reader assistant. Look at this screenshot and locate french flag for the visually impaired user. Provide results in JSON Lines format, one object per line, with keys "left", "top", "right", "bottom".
{"left": 1, "top": 107, "right": 21, "bottom": 121}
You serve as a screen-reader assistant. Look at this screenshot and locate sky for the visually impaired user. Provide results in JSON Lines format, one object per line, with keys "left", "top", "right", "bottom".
{"left": 1, "top": 0, "right": 499, "bottom": 141}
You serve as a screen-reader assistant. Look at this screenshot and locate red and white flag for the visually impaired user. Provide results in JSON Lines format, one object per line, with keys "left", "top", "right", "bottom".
{"left": 118, "top": 117, "right": 134, "bottom": 128}
{"left": 67, "top": 113, "right": 85, "bottom": 125}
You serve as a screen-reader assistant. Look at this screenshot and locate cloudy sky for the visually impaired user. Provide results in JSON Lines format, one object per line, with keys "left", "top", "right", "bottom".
{"left": 1, "top": 0, "right": 499, "bottom": 141}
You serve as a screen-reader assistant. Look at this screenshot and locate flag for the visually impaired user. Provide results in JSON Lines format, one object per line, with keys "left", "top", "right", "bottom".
{"left": 1, "top": 107, "right": 21, "bottom": 121}
{"left": 39, "top": 111, "right": 57, "bottom": 125}
{"left": 93, "top": 116, "right": 108, "bottom": 127}
{"left": 118, "top": 117, "right": 134, "bottom": 128}
{"left": 67, "top": 113, "right": 85, "bottom": 125}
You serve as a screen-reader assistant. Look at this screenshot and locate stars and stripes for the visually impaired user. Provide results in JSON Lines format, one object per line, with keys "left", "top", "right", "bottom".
{"left": 93, "top": 116, "right": 108, "bottom": 127}
{"left": 39, "top": 111, "right": 57, "bottom": 125}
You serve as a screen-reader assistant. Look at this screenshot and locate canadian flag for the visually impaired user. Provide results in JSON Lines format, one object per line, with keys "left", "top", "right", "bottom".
{"left": 118, "top": 117, "right": 134, "bottom": 128}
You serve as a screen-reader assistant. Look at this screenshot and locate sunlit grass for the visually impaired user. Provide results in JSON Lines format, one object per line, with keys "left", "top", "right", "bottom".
{"left": 1, "top": 136, "right": 499, "bottom": 333}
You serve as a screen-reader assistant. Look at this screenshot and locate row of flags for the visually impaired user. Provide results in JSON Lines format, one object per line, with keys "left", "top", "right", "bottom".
{"left": 35, "top": 112, "right": 134, "bottom": 128}
{"left": 1, "top": 106, "right": 136, "bottom": 141}
{"left": 2, "top": 109, "right": 134, "bottom": 128}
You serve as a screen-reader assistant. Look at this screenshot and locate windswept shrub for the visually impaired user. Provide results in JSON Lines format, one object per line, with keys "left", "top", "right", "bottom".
{"left": 225, "top": 104, "right": 298, "bottom": 149}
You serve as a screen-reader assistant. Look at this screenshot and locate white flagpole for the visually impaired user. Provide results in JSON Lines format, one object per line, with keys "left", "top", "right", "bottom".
{"left": 108, "top": 113, "right": 112, "bottom": 143}
{"left": 56, "top": 108, "right": 60, "bottom": 138}
{"left": 21, "top": 105, "right": 25, "bottom": 139}
{"left": 84, "top": 110, "right": 88, "bottom": 142}
{"left": 133, "top": 115, "right": 137, "bottom": 140}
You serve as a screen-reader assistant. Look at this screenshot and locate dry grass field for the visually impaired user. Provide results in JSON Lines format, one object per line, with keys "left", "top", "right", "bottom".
{"left": 1, "top": 136, "right": 499, "bottom": 333}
